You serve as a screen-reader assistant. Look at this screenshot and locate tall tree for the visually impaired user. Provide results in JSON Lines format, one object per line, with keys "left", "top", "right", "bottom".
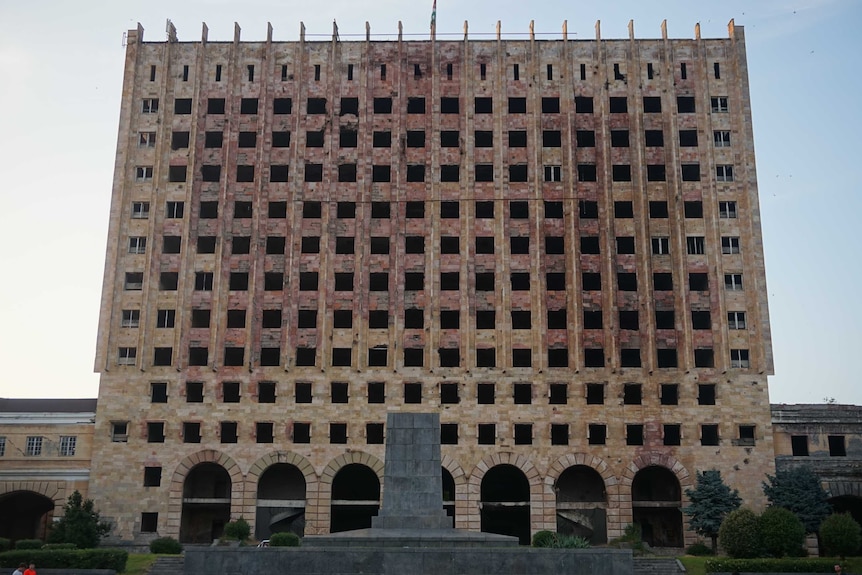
{"left": 762, "top": 466, "right": 831, "bottom": 534}
{"left": 48, "top": 491, "right": 111, "bottom": 549}
{"left": 684, "top": 469, "right": 742, "bottom": 552}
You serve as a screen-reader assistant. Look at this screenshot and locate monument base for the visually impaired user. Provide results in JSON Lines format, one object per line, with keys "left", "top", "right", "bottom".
{"left": 304, "top": 527, "right": 519, "bottom": 548}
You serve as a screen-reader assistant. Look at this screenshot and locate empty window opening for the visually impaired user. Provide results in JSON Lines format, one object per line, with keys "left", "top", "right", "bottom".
{"left": 698, "top": 384, "right": 716, "bottom": 405}
{"left": 183, "top": 422, "right": 202, "bottom": 443}
{"left": 694, "top": 348, "right": 715, "bottom": 368}
{"left": 689, "top": 273, "right": 708, "bottom": 291}
{"left": 701, "top": 424, "right": 720, "bottom": 446}
{"left": 679, "top": 130, "right": 698, "bottom": 147}
{"left": 439, "top": 348, "right": 460, "bottom": 368}
{"left": 446, "top": 62, "right": 453, "bottom": 80}
{"left": 440, "top": 310, "right": 460, "bottom": 329}
{"left": 240, "top": 98, "right": 259, "bottom": 114}
{"left": 791, "top": 435, "right": 809, "bottom": 456}
{"left": 551, "top": 424, "right": 569, "bottom": 446}
{"left": 661, "top": 384, "right": 679, "bottom": 405}
{"left": 514, "top": 383, "right": 532, "bottom": 405}
{"left": 509, "top": 97, "right": 527, "bottom": 113}
{"left": 404, "top": 382, "right": 422, "bottom": 403}
{"left": 546, "top": 64, "right": 553, "bottom": 80}
{"left": 478, "top": 383, "right": 495, "bottom": 405}
{"left": 475, "top": 97, "right": 492, "bottom": 114}
{"left": 609, "top": 97, "right": 627, "bottom": 113}
{"left": 584, "top": 310, "right": 603, "bottom": 329}
{"left": 627, "top": 424, "right": 644, "bottom": 446}
{"left": 149, "top": 65, "right": 156, "bottom": 81}
{"left": 619, "top": 310, "right": 639, "bottom": 330}
{"left": 147, "top": 422, "right": 165, "bottom": 443}
{"left": 347, "top": 63, "right": 354, "bottom": 80}
{"left": 621, "top": 349, "right": 642, "bottom": 368}
{"left": 367, "top": 382, "right": 386, "bottom": 404}
{"left": 440, "top": 382, "right": 460, "bottom": 403}
{"left": 513, "top": 63, "right": 520, "bottom": 80}
{"left": 475, "top": 131, "right": 493, "bottom": 147}
{"left": 144, "top": 466, "right": 162, "bottom": 486}
{"left": 476, "top": 348, "right": 496, "bottom": 368}
{"left": 407, "top": 97, "right": 425, "bottom": 113}
{"left": 584, "top": 349, "right": 605, "bottom": 368}
{"left": 677, "top": 96, "right": 695, "bottom": 113}
{"left": 313, "top": 64, "right": 321, "bottom": 81}
{"left": 478, "top": 424, "right": 496, "bottom": 445}
{"left": 273, "top": 97, "right": 292, "bottom": 114}
{"left": 614, "top": 63, "right": 625, "bottom": 80}
{"left": 680, "top": 62, "right": 687, "bottom": 79}
{"left": 307, "top": 98, "right": 326, "bottom": 114}
{"left": 514, "top": 424, "right": 533, "bottom": 445}
{"left": 295, "top": 382, "right": 313, "bottom": 403}
{"left": 738, "top": 425, "right": 755, "bottom": 446}
{"left": 664, "top": 425, "right": 681, "bottom": 446}
{"left": 588, "top": 424, "right": 606, "bottom": 445}
{"left": 541, "top": 97, "right": 560, "bottom": 113}
{"left": 580, "top": 63, "right": 587, "bottom": 80}
{"left": 329, "top": 423, "right": 347, "bottom": 444}
{"left": 440, "top": 424, "right": 458, "bottom": 445}
{"left": 548, "top": 348, "right": 569, "bottom": 368}
{"left": 441, "top": 97, "right": 459, "bottom": 114}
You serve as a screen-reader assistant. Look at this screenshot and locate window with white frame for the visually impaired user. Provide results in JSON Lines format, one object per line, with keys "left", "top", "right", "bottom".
{"left": 716, "top": 165, "right": 734, "bottom": 182}
{"left": 138, "top": 132, "right": 157, "bottom": 147}
{"left": 128, "top": 237, "right": 147, "bottom": 254}
{"left": 59, "top": 436, "right": 77, "bottom": 457}
{"left": 724, "top": 274, "right": 743, "bottom": 291}
{"left": 711, "top": 97, "right": 729, "bottom": 113}
{"left": 142, "top": 98, "right": 159, "bottom": 114}
{"left": 26, "top": 436, "right": 42, "bottom": 456}
{"left": 686, "top": 236, "right": 706, "bottom": 255}
{"left": 728, "top": 311, "right": 746, "bottom": 330}
{"left": 730, "top": 349, "right": 750, "bottom": 368}
{"left": 652, "top": 237, "right": 670, "bottom": 255}
{"left": 121, "top": 309, "right": 140, "bottom": 328}
{"left": 721, "top": 237, "right": 740, "bottom": 254}
{"left": 131, "top": 201, "right": 150, "bottom": 219}
{"left": 135, "top": 166, "right": 154, "bottom": 181}
{"left": 0, "top": 437, "right": 5, "bottom": 457}
{"left": 714, "top": 130, "right": 731, "bottom": 147}
{"left": 166, "top": 201, "right": 184, "bottom": 219}
{"left": 544, "top": 165, "right": 562, "bottom": 182}
{"left": 719, "top": 201, "right": 737, "bottom": 219}
{"left": 118, "top": 347, "right": 137, "bottom": 365}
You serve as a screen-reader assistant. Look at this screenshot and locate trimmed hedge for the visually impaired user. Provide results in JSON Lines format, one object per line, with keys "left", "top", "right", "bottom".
{"left": 0, "top": 538, "right": 9, "bottom": 553}
{"left": 531, "top": 530, "right": 557, "bottom": 548}
{"left": 150, "top": 537, "right": 182, "bottom": 554}
{"left": 269, "top": 532, "right": 300, "bottom": 547}
{"left": 14, "top": 539, "right": 43, "bottom": 550}
{"left": 42, "top": 543, "right": 77, "bottom": 550}
{"left": 0, "top": 549, "right": 128, "bottom": 572}
{"left": 705, "top": 558, "right": 840, "bottom": 573}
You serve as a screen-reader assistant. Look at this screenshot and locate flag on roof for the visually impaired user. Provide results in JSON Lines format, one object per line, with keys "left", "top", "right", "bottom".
{"left": 431, "top": 0, "right": 437, "bottom": 28}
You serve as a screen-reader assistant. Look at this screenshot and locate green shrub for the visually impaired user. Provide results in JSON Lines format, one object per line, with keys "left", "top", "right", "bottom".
{"left": 0, "top": 549, "right": 128, "bottom": 572}
{"left": 705, "top": 557, "right": 839, "bottom": 573}
{"left": 686, "top": 542, "right": 714, "bottom": 556}
{"left": 269, "top": 532, "right": 300, "bottom": 547}
{"left": 820, "top": 513, "right": 862, "bottom": 558}
{"left": 41, "top": 543, "right": 76, "bottom": 550}
{"left": 14, "top": 539, "right": 43, "bottom": 550}
{"left": 758, "top": 506, "right": 805, "bottom": 557}
{"left": 150, "top": 537, "right": 182, "bottom": 554}
{"left": 556, "top": 535, "right": 590, "bottom": 548}
{"left": 223, "top": 518, "right": 251, "bottom": 542}
{"left": 0, "top": 538, "right": 9, "bottom": 552}
{"left": 531, "top": 530, "right": 557, "bottom": 548}
{"left": 624, "top": 523, "right": 642, "bottom": 541}
{"left": 46, "top": 490, "right": 110, "bottom": 549}
{"left": 719, "top": 508, "right": 760, "bottom": 558}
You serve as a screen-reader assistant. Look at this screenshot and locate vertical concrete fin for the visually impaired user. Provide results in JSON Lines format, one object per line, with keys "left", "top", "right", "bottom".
{"left": 728, "top": 18, "right": 736, "bottom": 38}
{"left": 628, "top": 19, "right": 634, "bottom": 41}
{"left": 366, "top": 21, "right": 371, "bottom": 42}
{"left": 234, "top": 22, "right": 241, "bottom": 44}
{"left": 398, "top": 21, "right": 402, "bottom": 42}
{"left": 661, "top": 19, "right": 667, "bottom": 40}
{"left": 266, "top": 22, "right": 273, "bottom": 43}
{"left": 595, "top": 20, "right": 601, "bottom": 41}
{"left": 695, "top": 22, "right": 701, "bottom": 40}
{"left": 166, "top": 19, "right": 177, "bottom": 42}
{"left": 529, "top": 20, "right": 535, "bottom": 41}
{"left": 300, "top": 22, "right": 305, "bottom": 43}
{"left": 201, "top": 22, "right": 209, "bottom": 43}
{"left": 563, "top": 20, "right": 567, "bottom": 41}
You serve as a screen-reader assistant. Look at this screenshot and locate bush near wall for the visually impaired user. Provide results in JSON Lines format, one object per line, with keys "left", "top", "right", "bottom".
{"left": 705, "top": 558, "right": 841, "bottom": 573}
{"left": 0, "top": 538, "right": 9, "bottom": 552}
{"left": 0, "top": 549, "right": 128, "bottom": 572}
{"left": 269, "top": 532, "right": 300, "bottom": 547}
{"left": 14, "top": 539, "right": 44, "bottom": 550}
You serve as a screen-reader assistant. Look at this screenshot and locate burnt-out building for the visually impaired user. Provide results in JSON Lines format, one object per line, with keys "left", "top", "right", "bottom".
{"left": 89, "top": 18, "right": 775, "bottom": 547}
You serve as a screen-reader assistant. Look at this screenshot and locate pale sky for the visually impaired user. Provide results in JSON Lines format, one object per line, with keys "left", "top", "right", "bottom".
{"left": 0, "top": 0, "right": 859, "bottom": 404}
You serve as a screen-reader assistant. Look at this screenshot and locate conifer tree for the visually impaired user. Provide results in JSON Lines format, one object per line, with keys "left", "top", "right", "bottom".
{"left": 684, "top": 469, "right": 742, "bottom": 552}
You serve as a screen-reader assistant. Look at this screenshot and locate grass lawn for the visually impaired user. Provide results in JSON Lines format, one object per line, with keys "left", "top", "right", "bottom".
{"left": 123, "top": 553, "right": 159, "bottom": 575}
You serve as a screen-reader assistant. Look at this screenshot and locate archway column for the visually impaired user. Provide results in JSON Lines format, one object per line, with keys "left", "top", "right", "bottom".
{"left": 442, "top": 454, "right": 467, "bottom": 530}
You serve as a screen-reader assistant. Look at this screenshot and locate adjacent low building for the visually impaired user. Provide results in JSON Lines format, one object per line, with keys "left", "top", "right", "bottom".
{"left": 0, "top": 398, "right": 96, "bottom": 542}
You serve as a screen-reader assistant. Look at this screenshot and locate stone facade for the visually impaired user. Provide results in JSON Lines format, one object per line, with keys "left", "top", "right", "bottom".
{"left": 90, "top": 18, "right": 775, "bottom": 547}
{"left": 0, "top": 399, "right": 96, "bottom": 541}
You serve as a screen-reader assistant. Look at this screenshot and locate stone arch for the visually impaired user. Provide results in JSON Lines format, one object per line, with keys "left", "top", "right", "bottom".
{"left": 545, "top": 454, "right": 614, "bottom": 544}
{"left": 246, "top": 451, "right": 318, "bottom": 539}
{"left": 167, "top": 450, "right": 244, "bottom": 542}
{"left": 827, "top": 481, "right": 862, "bottom": 499}
{"left": 466, "top": 452, "right": 547, "bottom": 537}
{"left": 316, "top": 451, "right": 384, "bottom": 534}
{"left": 621, "top": 453, "right": 692, "bottom": 548}
{"left": 441, "top": 454, "right": 467, "bottom": 528}
{"left": 0, "top": 482, "right": 67, "bottom": 542}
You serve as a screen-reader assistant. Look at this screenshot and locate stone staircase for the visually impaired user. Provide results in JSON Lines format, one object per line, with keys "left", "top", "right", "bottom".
{"left": 146, "top": 555, "right": 185, "bottom": 574}
{"left": 633, "top": 557, "right": 686, "bottom": 575}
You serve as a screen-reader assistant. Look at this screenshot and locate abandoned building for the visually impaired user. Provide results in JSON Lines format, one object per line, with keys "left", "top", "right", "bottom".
{"left": 83, "top": 17, "right": 778, "bottom": 547}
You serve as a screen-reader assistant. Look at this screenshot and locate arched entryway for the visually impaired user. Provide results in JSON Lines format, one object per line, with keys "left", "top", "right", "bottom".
{"left": 631, "top": 465, "right": 683, "bottom": 547}
{"left": 555, "top": 465, "right": 608, "bottom": 544}
{"left": 180, "top": 462, "right": 232, "bottom": 543}
{"left": 443, "top": 467, "right": 455, "bottom": 527}
{"left": 256, "top": 463, "right": 306, "bottom": 538}
{"left": 481, "top": 464, "right": 531, "bottom": 545}
{"left": 0, "top": 491, "right": 55, "bottom": 543}
{"left": 330, "top": 463, "right": 380, "bottom": 533}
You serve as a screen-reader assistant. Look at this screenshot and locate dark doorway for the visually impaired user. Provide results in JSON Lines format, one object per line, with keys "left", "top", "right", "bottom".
{"left": 555, "top": 465, "right": 608, "bottom": 544}
{"left": 481, "top": 464, "right": 531, "bottom": 544}
{"left": 330, "top": 463, "right": 380, "bottom": 533}
{"left": 631, "top": 466, "right": 683, "bottom": 547}
{"left": 180, "top": 462, "right": 231, "bottom": 543}
{"left": 443, "top": 468, "right": 455, "bottom": 527}
{"left": 0, "top": 491, "right": 54, "bottom": 543}
{"left": 256, "top": 463, "right": 306, "bottom": 539}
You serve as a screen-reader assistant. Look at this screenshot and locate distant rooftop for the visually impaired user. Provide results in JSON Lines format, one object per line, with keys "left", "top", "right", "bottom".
{"left": 0, "top": 398, "right": 97, "bottom": 413}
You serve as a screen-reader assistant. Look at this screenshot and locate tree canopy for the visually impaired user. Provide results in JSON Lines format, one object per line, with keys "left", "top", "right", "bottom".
{"left": 762, "top": 466, "right": 831, "bottom": 533}
{"left": 684, "top": 469, "right": 742, "bottom": 552}
{"left": 47, "top": 491, "right": 111, "bottom": 549}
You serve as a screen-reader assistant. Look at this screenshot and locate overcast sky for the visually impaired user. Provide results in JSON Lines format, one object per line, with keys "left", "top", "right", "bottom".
{"left": 0, "top": 0, "right": 859, "bottom": 404}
